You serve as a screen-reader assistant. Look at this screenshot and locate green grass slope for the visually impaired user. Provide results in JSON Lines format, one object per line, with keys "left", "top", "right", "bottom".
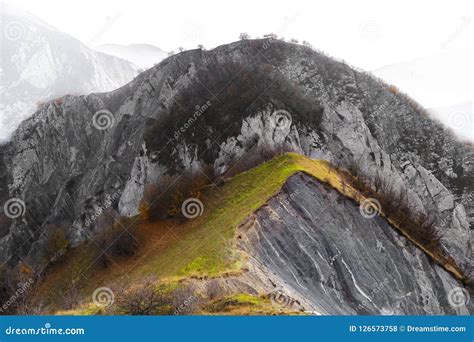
{"left": 37, "top": 153, "right": 464, "bottom": 314}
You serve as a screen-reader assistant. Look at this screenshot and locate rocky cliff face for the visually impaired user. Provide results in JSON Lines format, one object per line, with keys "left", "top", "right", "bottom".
{"left": 0, "top": 39, "right": 471, "bottom": 281}
{"left": 237, "top": 173, "right": 471, "bottom": 315}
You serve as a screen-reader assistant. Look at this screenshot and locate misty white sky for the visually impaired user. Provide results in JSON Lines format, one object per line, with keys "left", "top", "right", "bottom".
{"left": 4, "top": 0, "right": 473, "bottom": 70}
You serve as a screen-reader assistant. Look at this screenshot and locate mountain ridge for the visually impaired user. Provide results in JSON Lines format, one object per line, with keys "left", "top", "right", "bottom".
{"left": 0, "top": 39, "right": 472, "bottom": 315}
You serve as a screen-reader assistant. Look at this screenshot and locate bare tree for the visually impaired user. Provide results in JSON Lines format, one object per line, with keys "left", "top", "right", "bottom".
{"left": 62, "top": 281, "right": 82, "bottom": 310}
{"left": 97, "top": 217, "right": 138, "bottom": 263}
{"left": 115, "top": 276, "right": 173, "bottom": 315}
{"left": 263, "top": 33, "right": 277, "bottom": 39}
{"left": 15, "top": 295, "right": 47, "bottom": 315}
{"left": 239, "top": 32, "right": 250, "bottom": 40}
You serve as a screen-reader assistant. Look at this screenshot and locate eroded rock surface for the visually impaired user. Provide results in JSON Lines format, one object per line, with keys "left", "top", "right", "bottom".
{"left": 237, "top": 173, "right": 472, "bottom": 315}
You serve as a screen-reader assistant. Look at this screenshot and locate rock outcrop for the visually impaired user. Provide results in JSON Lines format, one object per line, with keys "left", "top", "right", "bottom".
{"left": 238, "top": 173, "right": 472, "bottom": 314}
{"left": 0, "top": 39, "right": 471, "bottom": 278}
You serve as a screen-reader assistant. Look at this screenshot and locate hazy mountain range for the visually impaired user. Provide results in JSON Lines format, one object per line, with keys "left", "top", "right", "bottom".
{"left": 0, "top": 4, "right": 138, "bottom": 142}
{"left": 373, "top": 49, "right": 472, "bottom": 141}
{"left": 95, "top": 43, "right": 168, "bottom": 70}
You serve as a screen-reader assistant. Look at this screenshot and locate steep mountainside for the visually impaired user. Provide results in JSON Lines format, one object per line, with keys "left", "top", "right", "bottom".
{"left": 0, "top": 4, "right": 138, "bottom": 142}
{"left": 239, "top": 172, "right": 469, "bottom": 314}
{"left": 0, "top": 39, "right": 472, "bottom": 291}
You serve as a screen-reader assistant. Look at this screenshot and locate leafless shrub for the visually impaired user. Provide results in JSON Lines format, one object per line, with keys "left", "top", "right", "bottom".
{"left": 263, "top": 33, "right": 277, "bottom": 39}
{"left": 371, "top": 171, "right": 386, "bottom": 193}
{"left": 15, "top": 293, "right": 47, "bottom": 315}
{"left": 371, "top": 175, "right": 403, "bottom": 218}
{"left": 43, "top": 226, "right": 69, "bottom": 265}
{"left": 141, "top": 180, "right": 168, "bottom": 221}
{"left": 412, "top": 214, "right": 442, "bottom": 250}
{"left": 222, "top": 143, "right": 293, "bottom": 179}
{"left": 140, "top": 170, "right": 209, "bottom": 221}
{"left": 388, "top": 84, "right": 398, "bottom": 94}
{"left": 172, "top": 286, "right": 201, "bottom": 315}
{"left": 62, "top": 281, "right": 82, "bottom": 310}
{"left": 338, "top": 160, "right": 446, "bottom": 260}
{"left": 345, "top": 158, "right": 363, "bottom": 180}
{"left": 138, "top": 198, "right": 151, "bottom": 221}
{"left": 114, "top": 276, "right": 174, "bottom": 315}
{"left": 94, "top": 208, "right": 120, "bottom": 232}
{"left": 461, "top": 264, "right": 474, "bottom": 287}
{"left": 0, "top": 266, "right": 19, "bottom": 314}
{"left": 97, "top": 217, "right": 138, "bottom": 263}
{"left": 0, "top": 264, "right": 38, "bottom": 315}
